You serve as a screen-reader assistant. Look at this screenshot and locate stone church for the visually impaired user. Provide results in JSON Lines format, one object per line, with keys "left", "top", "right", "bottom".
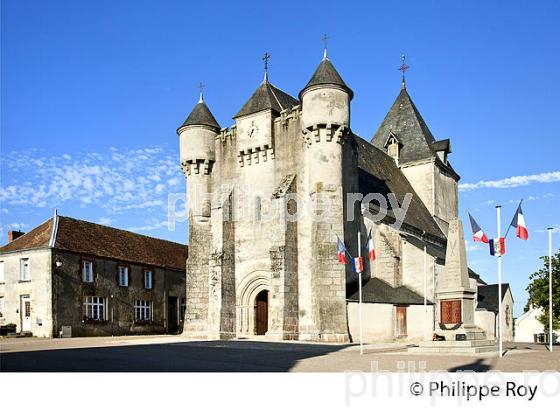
{"left": 176, "top": 51, "right": 511, "bottom": 343}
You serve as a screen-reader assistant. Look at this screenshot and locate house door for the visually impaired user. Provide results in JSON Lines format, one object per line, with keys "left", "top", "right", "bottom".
{"left": 396, "top": 306, "right": 407, "bottom": 337}
{"left": 168, "top": 296, "right": 178, "bottom": 333}
{"left": 21, "top": 295, "right": 31, "bottom": 332}
{"left": 255, "top": 290, "right": 269, "bottom": 335}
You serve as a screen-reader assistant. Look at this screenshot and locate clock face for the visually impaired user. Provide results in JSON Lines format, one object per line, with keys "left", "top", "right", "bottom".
{"left": 247, "top": 122, "right": 258, "bottom": 138}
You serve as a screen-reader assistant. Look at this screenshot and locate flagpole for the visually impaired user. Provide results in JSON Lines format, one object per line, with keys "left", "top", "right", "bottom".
{"left": 358, "top": 231, "right": 363, "bottom": 355}
{"left": 496, "top": 205, "right": 503, "bottom": 357}
{"left": 548, "top": 227, "right": 553, "bottom": 352}
{"left": 423, "top": 244, "right": 428, "bottom": 341}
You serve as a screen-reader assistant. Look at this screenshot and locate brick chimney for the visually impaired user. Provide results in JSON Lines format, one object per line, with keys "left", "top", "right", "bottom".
{"left": 8, "top": 230, "right": 25, "bottom": 243}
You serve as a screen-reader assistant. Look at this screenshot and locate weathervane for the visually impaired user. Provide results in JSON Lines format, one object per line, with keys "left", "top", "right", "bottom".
{"left": 262, "top": 52, "right": 270, "bottom": 82}
{"left": 399, "top": 53, "right": 410, "bottom": 89}
{"left": 322, "top": 33, "right": 329, "bottom": 60}
{"left": 198, "top": 81, "right": 205, "bottom": 103}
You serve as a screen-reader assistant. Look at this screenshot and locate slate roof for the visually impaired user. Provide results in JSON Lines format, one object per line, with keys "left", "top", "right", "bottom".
{"left": 477, "top": 283, "right": 512, "bottom": 313}
{"left": 354, "top": 135, "right": 445, "bottom": 240}
{"left": 347, "top": 278, "right": 429, "bottom": 305}
{"left": 299, "top": 58, "right": 353, "bottom": 99}
{"left": 370, "top": 89, "right": 458, "bottom": 181}
{"left": 370, "top": 88, "right": 435, "bottom": 164}
{"left": 234, "top": 81, "right": 299, "bottom": 118}
{"left": 432, "top": 139, "right": 451, "bottom": 153}
{"left": 178, "top": 101, "right": 221, "bottom": 132}
{"left": 0, "top": 215, "right": 187, "bottom": 271}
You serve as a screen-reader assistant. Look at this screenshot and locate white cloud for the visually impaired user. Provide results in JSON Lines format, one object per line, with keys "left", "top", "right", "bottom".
{"left": 536, "top": 225, "right": 560, "bottom": 234}
{"left": 6, "top": 222, "right": 29, "bottom": 231}
{"left": 0, "top": 146, "right": 184, "bottom": 216}
{"left": 98, "top": 217, "right": 114, "bottom": 226}
{"left": 126, "top": 219, "right": 169, "bottom": 232}
{"left": 465, "top": 240, "right": 482, "bottom": 253}
{"left": 459, "top": 171, "right": 560, "bottom": 191}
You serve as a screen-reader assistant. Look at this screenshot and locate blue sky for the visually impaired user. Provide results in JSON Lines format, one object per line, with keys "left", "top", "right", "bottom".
{"left": 1, "top": 0, "right": 559, "bottom": 315}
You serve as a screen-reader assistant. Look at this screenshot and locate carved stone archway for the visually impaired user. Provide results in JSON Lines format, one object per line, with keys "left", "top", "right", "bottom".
{"left": 236, "top": 271, "right": 272, "bottom": 336}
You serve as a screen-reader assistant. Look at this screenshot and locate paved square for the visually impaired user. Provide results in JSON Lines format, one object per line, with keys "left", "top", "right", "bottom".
{"left": 1, "top": 336, "right": 558, "bottom": 372}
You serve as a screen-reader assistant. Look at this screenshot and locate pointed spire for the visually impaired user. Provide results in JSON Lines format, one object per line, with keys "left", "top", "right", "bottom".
{"left": 299, "top": 55, "right": 353, "bottom": 100}
{"left": 398, "top": 53, "right": 410, "bottom": 90}
{"left": 262, "top": 52, "right": 270, "bottom": 83}
{"left": 322, "top": 33, "right": 329, "bottom": 61}
{"left": 371, "top": 88, "right": 437, "bottom": 165}
{"left": 177, "top": 90, "right": 220, "bottom": 134}
{"left": 198, "top": 81, "right": 204, "bottom": 103}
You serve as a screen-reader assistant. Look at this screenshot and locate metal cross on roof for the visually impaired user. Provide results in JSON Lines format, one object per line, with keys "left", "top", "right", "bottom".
{"left": 322, "top": 33, "right": 329, "bottom": 59}
{"left": 262, "top": 52, "right": 270, "bottom": 82}
{"left": 399, "top": 53, "right": 410, "bottom": 89}
{"left": 198, "top": 81, "right": 205, "bottom": 102}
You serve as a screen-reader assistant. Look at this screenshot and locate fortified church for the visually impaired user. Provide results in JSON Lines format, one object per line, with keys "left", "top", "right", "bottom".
{"left": 177, "top": 48, "right": 512, "bottom": 345}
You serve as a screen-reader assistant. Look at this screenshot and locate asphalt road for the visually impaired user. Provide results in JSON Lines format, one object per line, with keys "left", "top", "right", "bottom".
{"left": 1, "top": 337, "right": 558, "bottom": 372}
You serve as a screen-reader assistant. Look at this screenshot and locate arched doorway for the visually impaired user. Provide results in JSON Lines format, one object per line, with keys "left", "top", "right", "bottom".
{"left": 255, "top": 290, "right": 269, "bottom": 335}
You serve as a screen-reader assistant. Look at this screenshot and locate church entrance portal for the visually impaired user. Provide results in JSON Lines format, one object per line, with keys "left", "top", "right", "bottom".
{"left": 255, "top": 290, "right": 269, "bottom": 335}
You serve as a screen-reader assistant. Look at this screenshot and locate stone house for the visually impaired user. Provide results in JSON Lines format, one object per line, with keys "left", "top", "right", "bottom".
{"left": 176, "top": 50, "right": 513, "bottom": 343}
{"left": 0, "top": 213, "right": 187, "bottom": 337}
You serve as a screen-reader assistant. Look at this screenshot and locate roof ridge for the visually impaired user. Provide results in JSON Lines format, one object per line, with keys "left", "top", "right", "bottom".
{"left": 268, "top": 83, "right": 285, "bottom": 111}
{"left": 57, "top": 215, "right": 186, "bottom": 246}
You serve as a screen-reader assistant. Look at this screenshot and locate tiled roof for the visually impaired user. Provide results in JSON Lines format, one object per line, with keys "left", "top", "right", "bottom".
{"left": 0, "top": 218, "right": 53, "bottom": 252}
{"left": 234, "top": 81, "right": 299, "bottom": 118}
{"left": 0, "top": 216, "right": 187, "bottom": 271}
{"left": 178, "top": 100, "right": 220, "bottom": 132}
{"left": 347, "top": 277, "right": 429, "bottom": 305}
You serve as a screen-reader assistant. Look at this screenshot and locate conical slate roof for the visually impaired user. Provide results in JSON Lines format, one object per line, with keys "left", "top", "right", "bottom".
{"left": 299, "top": 58, "right": 353, "bottom": 99}
{"left": 370, "top": 88, "right": 437, "bottom": 165}
{"left": 234, "top": 81, "right": 299, "bottom": 118}
{"left": 178, "top": 100, "right": 221, "bottom": 132}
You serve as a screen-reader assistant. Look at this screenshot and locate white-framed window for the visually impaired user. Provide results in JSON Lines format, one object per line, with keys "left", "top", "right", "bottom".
{"left": 0, "top": 261, "right": 5, "bottom": 283}
{"left": 118, "top": 266, "right": 129, "bottom": 287}
{"left": 83, "top": 296, "right": 106, "bottom": 321}
{"left": 82, "top": 260, "right": 94, "bottom": 283}
{"left": 144, "top": 270, "right": 153, "bottom": 289}
{"left": 0, "top": 296, "right": 4, "bottom": 318}
{"left": 134, "top": 300, "right": 152, "bottom": 321}
{"left": 20, "top": 258, "right": 30, "bottom": 281}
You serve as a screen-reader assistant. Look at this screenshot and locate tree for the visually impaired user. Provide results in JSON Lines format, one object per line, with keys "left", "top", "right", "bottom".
{"left": 525, "top": 249, "right": 560, "bottom": 332}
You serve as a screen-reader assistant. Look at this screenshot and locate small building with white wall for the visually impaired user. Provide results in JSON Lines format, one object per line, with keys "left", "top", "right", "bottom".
{"left": 515, "top": 306, "right": 558, "bottom": 343}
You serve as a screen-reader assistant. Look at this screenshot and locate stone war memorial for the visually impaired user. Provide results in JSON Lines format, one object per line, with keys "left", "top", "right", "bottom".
{"left": 176, "top": 50, "right": 512, "bottom": 347}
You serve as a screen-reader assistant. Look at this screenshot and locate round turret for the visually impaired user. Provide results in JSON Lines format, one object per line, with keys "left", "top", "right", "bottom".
{"left": 300, "top": 57, "right": 353, "bottom": 130}
{"left": 177, "top": 98, "right": 220, "bottom": 175}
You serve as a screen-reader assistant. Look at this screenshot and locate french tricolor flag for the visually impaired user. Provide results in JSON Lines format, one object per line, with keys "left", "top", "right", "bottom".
{"left": 489, "top": 237, "right": 506, "bottom": 256}
{"left": 510, "top": 203, "right": 529, "bottom": 240}
{"left": 468, "top": 212, "right": 489, "bottom": 243}
{"left": 367, "top": 229, "right": 376, "bottom": 261}
{"left": 353, "top": 257, "right": 364, "bottom": 273}
{"left": 337, "top": 237, "right": 348, "bottom": 265}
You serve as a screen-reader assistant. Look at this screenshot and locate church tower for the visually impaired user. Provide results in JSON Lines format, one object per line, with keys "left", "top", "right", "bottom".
{"left": 298, "top": 52, "right": 352, "bottom": 342}
{"left": 177, "top": 90, "right": 220, "bottom": 338}
{"left": 371, "top": 56, "right": 460, "bottom": 233}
